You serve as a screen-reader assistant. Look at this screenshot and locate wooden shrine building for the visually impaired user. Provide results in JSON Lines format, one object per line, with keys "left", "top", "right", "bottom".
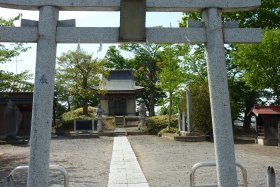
{"left": 0, "top": 82, "right": 33, "bottom": 139}
{"left": 249, "top": 106, "right": 280, "bottom": 146}
{"left": 100, "top": 70, "right": 144, "bottom": 116}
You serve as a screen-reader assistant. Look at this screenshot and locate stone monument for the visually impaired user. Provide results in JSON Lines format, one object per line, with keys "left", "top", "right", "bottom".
{"left": 186, "top": 89, "right": 192, "bottom": 133}
{"left": 139, "top": 103, "right": 146, "bottom": 130}
{"left": 0, "top": 1, "right": 261, "bottom": 186}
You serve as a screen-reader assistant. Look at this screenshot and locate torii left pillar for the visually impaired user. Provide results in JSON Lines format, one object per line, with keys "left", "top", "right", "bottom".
{"left": 27, "top": 6, "right": 58, "bottom": 187}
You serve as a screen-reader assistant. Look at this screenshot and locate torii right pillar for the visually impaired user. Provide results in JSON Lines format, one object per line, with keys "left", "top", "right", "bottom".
{"left": 202, "top": 8, "right": 256, "bottom": 186}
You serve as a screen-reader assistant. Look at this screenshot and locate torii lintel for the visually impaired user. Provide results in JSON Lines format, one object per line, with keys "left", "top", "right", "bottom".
{"left": 0, "top": 0, "right": 260, "bottom": 12}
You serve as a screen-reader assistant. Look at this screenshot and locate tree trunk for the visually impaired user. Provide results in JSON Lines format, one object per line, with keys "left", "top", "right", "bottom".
{"left": 83, "top": 99, "right": 89, "bottom": 116}
{"left": 168, "top": 92, "right": 172, "bottom": 129}
{"left": 148, "top": 59, "right": 157, "bottom": 116}
{"left": 243, "top": 95, "right": 256, "bottom": 133}
{"left": 82, "top": 77, "right": 89, "bottom": 115}
{"left": 66, "top": 99, "right": 71, "bottom": 111}
{"left": 144, "top": 99, "right": 150, "bottom": 116}
{"left": 149, "top": 87, "right": 155, "bottom": 116}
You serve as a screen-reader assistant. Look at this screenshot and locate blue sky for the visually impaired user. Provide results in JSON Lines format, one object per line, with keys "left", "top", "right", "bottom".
{"left": 0, "top": 8, "right": 183, "bottom": 78}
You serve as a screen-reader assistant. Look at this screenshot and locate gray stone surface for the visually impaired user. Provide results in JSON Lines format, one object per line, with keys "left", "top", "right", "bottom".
{"left": 55, "top": 27, "right": 207, "bottom": 44}
{"left": 0, "top": 27, "right": 261, "bottom": 44}
{"left": 0, "top": 0, "right": 261, "bottom": 12}
{"left": 181, "top": 112, "right": 186, "bottom": 131}
{"left": 108, "top": 137, "right": 149, "bottom": 187}
{"left": 203, "top": 8, "right": 238, "bottom": 186}
{"left": 224, "top": 28, "right": 262, "bottom": 43}
{"left": 0, "top": 27, "right": 37, "bottom": 42}
{"left": 27, "top": 6, "right": 59, "bottom": 187}
{"left": 139, "top": 103, "right": 146, "bottom": 130}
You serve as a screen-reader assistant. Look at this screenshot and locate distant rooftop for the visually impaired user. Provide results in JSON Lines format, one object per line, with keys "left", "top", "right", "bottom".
{"left": 249, "top": 106, "right": 280, "bottom": 116}
{"left": 0, "top": 80, "right": 33, "bottom": 93}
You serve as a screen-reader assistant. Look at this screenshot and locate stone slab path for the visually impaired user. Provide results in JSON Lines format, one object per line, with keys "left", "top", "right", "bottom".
{"left": 108, "top": 136, "right": 149, "bottom": 187}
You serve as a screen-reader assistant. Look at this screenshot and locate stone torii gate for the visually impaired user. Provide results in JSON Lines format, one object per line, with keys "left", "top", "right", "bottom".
{"left": 0, "top": 0, "right": 261, "bottom": 186}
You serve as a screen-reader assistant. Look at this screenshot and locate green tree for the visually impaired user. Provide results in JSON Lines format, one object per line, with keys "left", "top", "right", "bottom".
{"left": 120, "top": 43, "right": 162, "bottom": 116}
{"left": 56, "top": 45, "right": 107, "bottom": 115}
{"left": 104, "top": 46, "right": 132, "bottom": 69}
{"left": 225, "top": 0, "right": 280, "bottom": 29}
{"left": 233, "top": 29, "right": 280, "bottom": 103}
{"left": 0, "top": 71, "right": 32, "bottom": 92}
{"left": 0, "top": 15, "right": 28, "bottom": 64}
{"left": 188, "top": 80, "right": 212, "bottom": 135}
{"left": 159, "top": 44, "right": 185, "bottom": 127}
{"left": 179, "top": 2, "right": 279, "bottom": 133}
{"left": 179, "top": 0, "right": 280, "bottom": 29}
{"left": 0, "top": 15, "right": 31, "bottom": 91}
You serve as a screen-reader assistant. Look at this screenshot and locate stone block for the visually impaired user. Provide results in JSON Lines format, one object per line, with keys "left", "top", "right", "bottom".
{"left": 0, "top": 0, "right": 261, "bottom": 12}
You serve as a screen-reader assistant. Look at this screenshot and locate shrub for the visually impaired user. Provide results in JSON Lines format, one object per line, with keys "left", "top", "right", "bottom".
{"left": 144, "top": 115, "right": 178, "bottom": 135}
{"left": 60, "top": 107, "right": 96, "bottom": 130}
{"left": 158, "top": 127, "right": 178, "bottom": 136}
{"left": 63, "top": 107, "right": 96, "bottom": 122}
{"left": 177, "top": 81, "right": 213, "bottom": 135}
{"left": 188, "top": 81, "right": 212, "bottom": 135}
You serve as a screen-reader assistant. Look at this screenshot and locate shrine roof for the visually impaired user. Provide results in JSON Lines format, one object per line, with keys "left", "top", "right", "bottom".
{"left": 248, "top": 106, "right": 280, "bottom": 116}
{"left": 102, "top": 70, "right": 144, "bottom": 92}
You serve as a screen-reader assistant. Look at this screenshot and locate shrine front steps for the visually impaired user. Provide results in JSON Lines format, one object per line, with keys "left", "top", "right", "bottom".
{"left": 113, "top": 128, "right": 127, "bottom": 136}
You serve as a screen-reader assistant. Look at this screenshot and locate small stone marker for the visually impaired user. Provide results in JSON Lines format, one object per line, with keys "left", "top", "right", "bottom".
{"left": 96, "top": 105, "right": 103, "bottom": 131}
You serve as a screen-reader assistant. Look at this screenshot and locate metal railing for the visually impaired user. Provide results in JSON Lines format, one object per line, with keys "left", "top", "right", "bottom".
{"left": 190, "top": 160, "right": 247, "bottom": 187}
{"left": 5, "top": 165, "right": 69, "bottom": 187}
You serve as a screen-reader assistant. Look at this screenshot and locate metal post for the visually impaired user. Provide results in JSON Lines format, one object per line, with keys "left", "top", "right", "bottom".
{"left": 190, "top": 160, "right": 247, "bottom": 187}
{"left": 6, "top": 165, "right": 69, "bottom": 187}
{"left": 202, "top": 8, "right": 238, "bottom": 187}
{"left": 27, "top": 6, "right": 59, "bottom": 187}
{"left": 186, "top": 89, "right": 192, "bottom": 133}
{"left": 267, "top": 166, "right": 276, "bottom": 187}
{"left": 74, "top": 120, "right": 77, "bottom": 131}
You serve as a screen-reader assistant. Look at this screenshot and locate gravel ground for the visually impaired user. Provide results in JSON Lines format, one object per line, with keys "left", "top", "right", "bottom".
{"left": 1, "top": 135, "right": 280, "bottom": 187}
{"left": 0, "top": 137, "right": 113, "bottom": 187}
{"left": 128, "top": 135, "right": 280, "bottom": 187}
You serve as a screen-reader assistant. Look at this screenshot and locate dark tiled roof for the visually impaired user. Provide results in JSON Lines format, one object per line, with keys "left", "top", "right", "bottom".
{"left": 108, "top": 70, "right": 134, "bottom": 81}
{"left": 102, "top": 70, "right": 144, "bottom": 92}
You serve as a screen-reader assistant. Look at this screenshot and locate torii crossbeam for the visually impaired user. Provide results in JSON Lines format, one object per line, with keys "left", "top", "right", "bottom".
{"left": 0, "top": 0, "right": 261, "bottom": 187}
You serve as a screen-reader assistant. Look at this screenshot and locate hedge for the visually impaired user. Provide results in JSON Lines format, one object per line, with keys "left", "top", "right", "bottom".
{"left": 144, "top": 115, "right": 178, "bottom": 135}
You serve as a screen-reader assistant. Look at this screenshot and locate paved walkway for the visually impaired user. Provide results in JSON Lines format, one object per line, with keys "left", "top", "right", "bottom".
{"left": 108, "top": 136, "right": 149, "bottom": 187}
